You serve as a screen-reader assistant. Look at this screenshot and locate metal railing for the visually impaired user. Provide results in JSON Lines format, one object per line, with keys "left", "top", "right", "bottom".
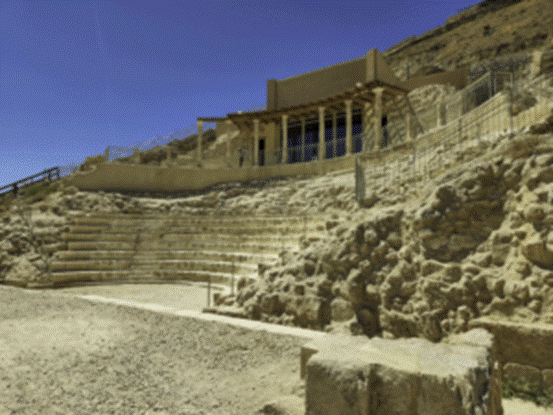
{"left": 0, "top": 167, "right": 62, "bottom": 196}
{"left": 356, "top": 70, "right": 553, "bottom": 205}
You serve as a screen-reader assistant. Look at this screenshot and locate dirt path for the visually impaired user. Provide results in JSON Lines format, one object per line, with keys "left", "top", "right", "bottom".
{"left": 0, "top": 285, "right": 306, "bottom": 415}
{"left": 0, "top": 284, "right": 551, "bottom": 414}
{"left": 55, "top": 282, "right": 225, "bottom": 312}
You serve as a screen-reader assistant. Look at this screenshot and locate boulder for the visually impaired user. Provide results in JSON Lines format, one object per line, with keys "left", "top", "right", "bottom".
{"left": 521, "top": 232, "right": 553, "bottom": 269}
{"left": 503, "top": 363, "right": 543, "bottom": 396}
{"left": 255, "top": 395, "right": 304, "bottom": 415}
{"left": 304, "top": 329, "right": 500, "bottom": 415}
{"left": 4, "top": 256, "right": 41, "bottom": 287}
{"left": 330, "top": 297, "right": 355, "bottom": 322}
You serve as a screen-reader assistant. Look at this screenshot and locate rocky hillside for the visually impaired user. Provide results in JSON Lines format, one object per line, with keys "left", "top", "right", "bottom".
{"left": 213, "top": 130, "right": 553, "bottom": 343}
{"left": 383, "top": 0, "right": 553, "bottom": 78}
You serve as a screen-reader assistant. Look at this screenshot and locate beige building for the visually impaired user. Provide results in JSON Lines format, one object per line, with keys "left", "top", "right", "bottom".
{"left": 197, "top": 49, "right": 469, "bottom": 167}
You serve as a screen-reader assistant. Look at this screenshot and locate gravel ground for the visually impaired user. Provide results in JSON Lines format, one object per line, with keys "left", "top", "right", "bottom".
{"left": 0, "top": 285, "right": 306, "bottom": 415}
{"left": 1, "top": 284, "right": 551, "bottom": 415}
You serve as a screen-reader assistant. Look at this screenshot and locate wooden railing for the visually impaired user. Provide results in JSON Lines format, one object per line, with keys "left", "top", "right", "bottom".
{"left": 0, "top": 167, "right": 61, "bottom": 197}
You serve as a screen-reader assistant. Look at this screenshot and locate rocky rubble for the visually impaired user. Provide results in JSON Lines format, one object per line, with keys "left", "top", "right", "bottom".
{"left": 220, "top": 133, "right": 553, "bottom": 344}
{"left": 2, "top": 127, "right": 553, "bottom": 351}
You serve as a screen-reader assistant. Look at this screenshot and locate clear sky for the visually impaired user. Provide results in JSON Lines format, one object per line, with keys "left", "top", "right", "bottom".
{"left": 0, "top": 0, "right": 480, "bottom": 187}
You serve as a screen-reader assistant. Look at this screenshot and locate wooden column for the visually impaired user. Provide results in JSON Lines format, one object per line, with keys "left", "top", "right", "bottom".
{"left": 301, "top": 117, "right": 306, "bottom": 162}
{"left": 332, "top": 111, "right": 337, "bottom": 157}
{"left": 197, "top": 120, "right": 204, "bottom": 163}
{"left": 373, "top": 87, "right": 384, "bottom": 151}
{"left": 318, "top": 106, "right": 325, "bottom": 160}
{"left": 345, "top": 99, "right": 353, "bottom": 155}
{"left": 225, "top": 119, "right": 233, "bottom": 165}
{"left": 282, "top": 114, "right": 288, "bottom": 164}
{"left": 253, "top": 119, "right": 260, "bottom": 167}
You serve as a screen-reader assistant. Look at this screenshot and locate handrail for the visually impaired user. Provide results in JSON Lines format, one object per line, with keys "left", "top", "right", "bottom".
{"left": 0, "top": 167, "right": 61, "bottom": 196}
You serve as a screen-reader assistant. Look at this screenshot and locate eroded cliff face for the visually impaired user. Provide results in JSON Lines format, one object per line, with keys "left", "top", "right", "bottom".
{"left": 383, "top": 0, "right": 553, "bottom": 78}
{"left": 221, "top": 133, "right": 553, "bottom": 341}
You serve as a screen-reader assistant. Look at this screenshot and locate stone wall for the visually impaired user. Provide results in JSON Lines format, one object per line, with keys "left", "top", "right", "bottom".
{"left": 303, "top": 329, "right": 502, "bottom": 415}
{"left": 64, "top": 153, "right": 357, "bottom": 194}
{"left": 469, "top": 318, "right": 553, "bottom": 398}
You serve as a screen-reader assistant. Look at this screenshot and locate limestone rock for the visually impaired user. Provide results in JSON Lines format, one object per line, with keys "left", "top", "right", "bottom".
{"left": 4, "top": 256, "right": 41, "bottom": 287}
{"left": 503, "top": 363, "right": 543, "bottom": 396}
{"left": 305, "top": 330, "right": 500, "bottom": 415}
{"left": 255, "top": 395, "right": 304, "bottom": 415}
{"left": 543, "top": 369, "right": 553, "bottom": 394}
{"left": 521, "top": 232, "right": 553, "bottom": 269}
{"left": 330, "top": 297, "right": 354, "bottom": 322}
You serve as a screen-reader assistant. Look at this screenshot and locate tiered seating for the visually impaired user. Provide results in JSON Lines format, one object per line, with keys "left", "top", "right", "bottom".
{"left": 50, "top": 212, "right": 329, "bottom": 288}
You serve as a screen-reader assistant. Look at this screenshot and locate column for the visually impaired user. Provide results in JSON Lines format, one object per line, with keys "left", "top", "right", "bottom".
{"left": 373, "top": 87, "right": 384, "bottom": 150}
{"left": 253, "top": 119, "right": 260, "bottom": 167}
{"left": 345, "top": 99, "right": 353, "bottom": 155}
{"left": 300, "top": 117, "right": 306, "bottom": 162}
{"left": 197, "top": 120, "right": 204, "bottom": 163}
{"left": 332, "top": 111, "right": 337, "bottom": 157}
{"left": 282, "top": 114, "right": 288, "bottom": 164}
{"left": 363, "top": 102, "right": 371, "bottom": 152}
{"left": 225, "top": 119, "right": 233, "bottom": 165}
{"left": 318, "top": 106, "right": 325, "bottom": 161}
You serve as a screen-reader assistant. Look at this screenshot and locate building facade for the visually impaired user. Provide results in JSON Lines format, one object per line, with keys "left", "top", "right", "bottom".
{"left": 197, "top": 49, "right": 469, "bottom": 167}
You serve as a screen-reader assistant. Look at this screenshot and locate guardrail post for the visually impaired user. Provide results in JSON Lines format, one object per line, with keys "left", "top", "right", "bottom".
{"left": 231, "top": 259, "right": 235, "bottom": 297}
{"left": 207, "top": 274, "right": 211, "bottom": 308}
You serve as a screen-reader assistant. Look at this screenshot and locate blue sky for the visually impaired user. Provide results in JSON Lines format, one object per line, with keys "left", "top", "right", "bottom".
{"left": 0, "top": 0, "right": 479, "bottom": 187}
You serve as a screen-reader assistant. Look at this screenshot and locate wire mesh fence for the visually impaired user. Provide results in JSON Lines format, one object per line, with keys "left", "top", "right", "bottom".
{"left": 357, "top": 70, "right": 553, "bottom": 203}
{"left": 105, "top": 123, "right": 214, "bottom": 162}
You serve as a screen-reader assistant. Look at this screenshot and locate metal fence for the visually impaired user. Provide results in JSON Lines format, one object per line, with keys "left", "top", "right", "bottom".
{"left": 356, "top": 71, "right": 553, "bottom": 204}
{"left": 106, "top": 123, "right": 215, "bottom": 162}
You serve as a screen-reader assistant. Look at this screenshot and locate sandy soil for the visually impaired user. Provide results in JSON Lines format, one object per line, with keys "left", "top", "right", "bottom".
{"left": 0, "top": 283, "right": 551, "bottom": 415}
{"left": 55, "top": 282, "right": 226, "bottom": 312}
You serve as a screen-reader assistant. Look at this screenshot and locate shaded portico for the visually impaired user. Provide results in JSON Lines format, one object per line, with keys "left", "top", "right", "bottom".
{"left": 197, "top": 49, "right": 413, "bottom": 167}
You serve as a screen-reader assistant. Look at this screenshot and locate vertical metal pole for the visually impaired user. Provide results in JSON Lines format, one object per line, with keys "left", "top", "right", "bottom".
{"left": 207, "top": 275, "right": 211, "bottom": 308}
{"left": 510, "top": 72, "right": 514, "bottom": 138}
{"left": 231, "top": 260, "right": 235, "bottom": 297}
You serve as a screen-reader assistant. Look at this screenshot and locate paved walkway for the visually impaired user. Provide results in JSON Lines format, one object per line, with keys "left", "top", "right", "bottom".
{"left": 53, "top": 283, "right": 326, "bottom": 340}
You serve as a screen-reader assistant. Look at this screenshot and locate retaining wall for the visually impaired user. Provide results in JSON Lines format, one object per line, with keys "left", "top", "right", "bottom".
{"left": 64, "top": 153, "right": 357, "bottom": 193}
{"left": 469, "top": 318, "right": 553, "bottom": 396}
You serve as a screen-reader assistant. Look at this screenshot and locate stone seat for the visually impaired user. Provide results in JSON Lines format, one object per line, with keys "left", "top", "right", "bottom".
{"left": 55, "top": 249, "right": 276, "bottom": 264}
{"left": 51, "top": 259, "right": 133, "bottom": 272}
{"left": 69, "top": 213, "right": 319, "bottom": 228}
{"left": 65, "top": 240, "right": 290, "bottom": 254}
{"left": 132, "top": 258, "right": 259, "bottom": 274}
{"left": 68, "top": 223, "right": 315, "bottom": 236}
{"left": 61, "top": 231, "right": 308, "bottom": 246}
{"left": 50, "top": 269, "right": 250, "bottom": 286}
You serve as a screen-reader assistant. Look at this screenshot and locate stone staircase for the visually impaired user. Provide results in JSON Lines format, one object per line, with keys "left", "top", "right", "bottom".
{"left": 50, "top": 212, "right": 330, "bottom": 288}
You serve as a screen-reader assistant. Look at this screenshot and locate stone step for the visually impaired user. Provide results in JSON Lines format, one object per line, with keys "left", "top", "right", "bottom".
{"left": 54, "top": 249, "right": 277, "bottom": 264}
{"left": 51, "top": 259, "right": 132, "bottom": 272}
{"left": 67, "top": 223, "right": 318, "bottom": 236}
{"left": 66, "top": 240, "right": 293, "bottom": 254}
{"left": 133, "top": 259, "right": 259, "bottom": 274}
{"left": 61, "top": 231, "right": 311, "bottom": 245}
{"left": 50, "top": 269, "right": 251, "bottom": 286}
{"left": 69, "top": 213, "right": 324, "bottom": 228}
{"left": 51, "top": 258, "right": 260, "bottom": 274}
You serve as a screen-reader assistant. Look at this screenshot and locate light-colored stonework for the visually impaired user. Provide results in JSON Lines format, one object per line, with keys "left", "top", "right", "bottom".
{"left": 303, "top": 328, "right": 501, "bottom": 415}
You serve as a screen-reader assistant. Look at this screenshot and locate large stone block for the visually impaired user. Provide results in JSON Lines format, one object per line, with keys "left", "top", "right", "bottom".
{"left": 503, "top": 363, "right": 542, "bottom": 395}
{"left": 469, "top": 318, "right": 553, "bottom": 370}
{"left": 542, "top": 369, "right": 553, "bottom": 394}
{"left": 305, "top": 329, "right": 500, "bottom": 415}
